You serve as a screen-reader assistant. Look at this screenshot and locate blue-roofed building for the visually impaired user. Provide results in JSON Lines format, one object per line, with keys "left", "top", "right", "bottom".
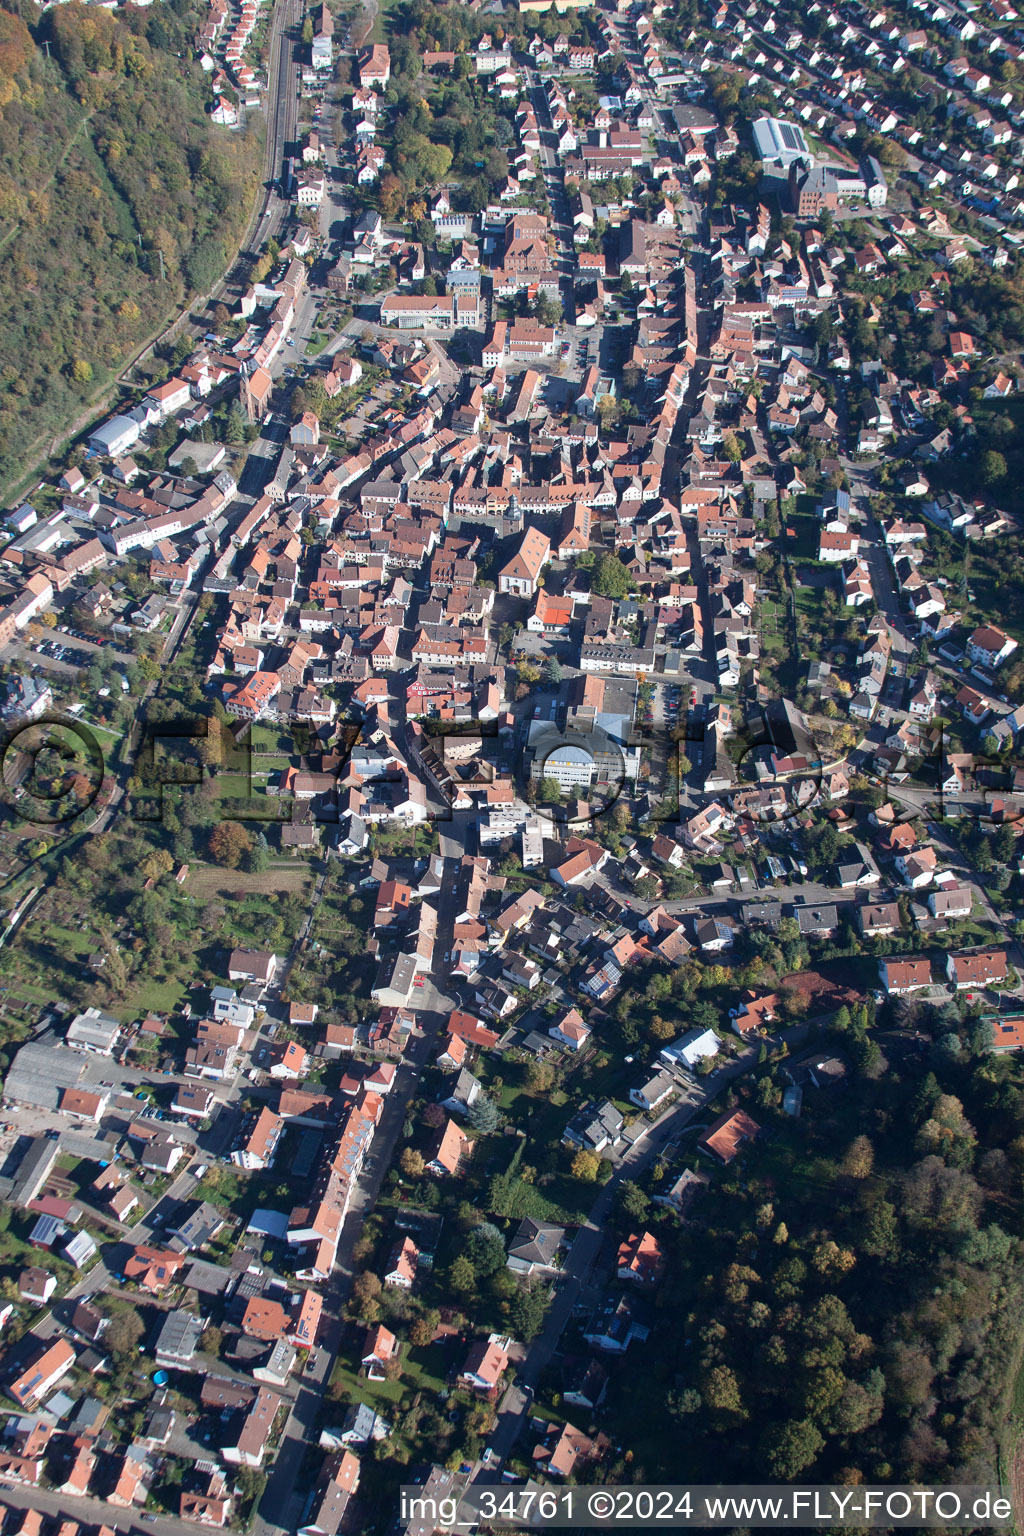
{"left": 28, "top": 1214, "right": 64, "bottom": 1249}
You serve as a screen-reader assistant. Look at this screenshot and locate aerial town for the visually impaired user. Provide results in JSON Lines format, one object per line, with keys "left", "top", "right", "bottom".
{"left": 3, "top": 0, "right": 1024, "bottom": 1524}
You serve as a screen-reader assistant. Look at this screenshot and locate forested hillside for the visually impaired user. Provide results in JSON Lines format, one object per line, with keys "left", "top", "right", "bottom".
{"left": 0, "top": 0, "right": 262, "bottom": 495}
{"left": 606, "top": 1004, "right": 1024, "bottom": 1489}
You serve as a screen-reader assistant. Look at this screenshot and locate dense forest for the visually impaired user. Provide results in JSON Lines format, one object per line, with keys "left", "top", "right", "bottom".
{"left": 603, "top": 1001, "right": 1024, "bottom": 1490}
{"left": 0, "top": 0, "right": 262, "bottom": 496}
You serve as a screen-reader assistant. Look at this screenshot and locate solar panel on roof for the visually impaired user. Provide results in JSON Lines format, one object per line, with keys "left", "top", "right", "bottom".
{"left": 780, "top": 124, "right": 800, "bottom": 149}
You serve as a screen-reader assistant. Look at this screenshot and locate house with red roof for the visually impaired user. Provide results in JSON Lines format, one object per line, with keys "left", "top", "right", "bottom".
{"left": 361, "top": 1324, "right": 398, "bottom": 1379}
{"left": 123, "top": 1246, "right": 186, "bottom": 1294}
{"left": 616, "top": 1231, "right": 665, "bottom": 1286}
{"left": 947, "top": 949, "right": 1007, "bottom": 989}
{"left": 458, "top": 1335, "right": 509, "bottom": 1395}
{"left": 269, "top": 1041, "right": 308, "bottom": 1080}
{"left": 698, "top": 1110, "right": 761, "bottom": 1165}
{"left": 730, "top": 989, "right": 777, "bottom": 1036}
{"left": 427, "top": 1119, "right": 471, "bottom": 1177}
{"left": 384, "top": 1236, "right": 419, "bottom": 1288}
{"left": 436, "top": 1033, "right": 468, "bottom": 1070}
{"left": 549, "top": 1007, "right": 590, "bottom": 1051}
{"left": 878, "top": 956, "right": 933, "bottom": 995}
{"left": 446, "top": 1009, "right": 499, "bottom": 1049}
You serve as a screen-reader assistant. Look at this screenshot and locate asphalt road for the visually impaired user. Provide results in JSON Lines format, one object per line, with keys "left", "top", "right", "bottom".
{"left": 0, "top": 1485, "right": 202, "bottom": 1536}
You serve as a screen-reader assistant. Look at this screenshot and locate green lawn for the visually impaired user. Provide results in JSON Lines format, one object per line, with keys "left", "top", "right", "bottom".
{"left": 1009, "top": 1351, "right": 1024, "bottom": 1423}
{"left": 75, "top": 716, "right": 123, "bottom": 741}
{"left": 793, "top": 585, "right": 826, "bottom": 617}
{"left": 124, "top": 976, "right": 189, "bottom": 1017}
{"left": 964, "top": 554, "right": 1024, "bottom": 648}
{"left": 495, "top": 1082, "right": 570, "bottom": 1151}
{"left": 330, "top": 1358, "right": 405, "bottom": 1407}
{"left": 44, "top": 924, "right": 95, "bottom": 958}
{"left": 330, "top": 1340, "right": 450, "bottom": 1409}
{"left": 207, "top": 772, "right": 260, "bottom": 800}
{"left": 246, "top": 724, "right": 297, "bottom": 754}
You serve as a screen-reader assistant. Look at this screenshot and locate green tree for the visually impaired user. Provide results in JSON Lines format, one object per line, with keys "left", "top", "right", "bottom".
{"left": 247, "top": 842, "right": 270, "bottom": 874}
{"left": 351, "top": 1271, "right": 382, "bottom": 1315}
{"left": 185, "top": 235, "right": 227, "bottom": 294}
{"left": 534, "top": 292, "right": 561, "bottom": 327}
{"left": 200, "top": 1325, "right": 223, "bottom": 1357}
{"left": 980, "top": 449, "right": 1007, "bottom": 486}
{"left": 762, "top": 1419, "right": 824, "bottom": 1479}
{"left": 449, "top": 1254, "right": 476, "bottom": 1291}
{"left": 525, "top": 1059, "right": 554, "bottom": 1093}
{"left": 225, "top": 402, "right": 248, "bottom": 444}
{"left": 617, "top": 1180, "right": 650, "bottom": 1225}
{"left": 468, "top": 1095, "right": 502, "bottom": 1134}
{"left": 509, "top": 1281, "right": 550, "bottom": 1341}
{"left": 840, "top": 1135, "right": 874, "bottom": 1179}
{"left": 409, "top": 1308, "right": 440, "bottom": 1347}
{"left": 591, "top": 552, "right": 632, "bottom": 599}
{"left": 704, "top": 1365, "right": 744, "bottom": 1417}
{"left": 465, "top": 1222, "right": 506, "bottom": 1277}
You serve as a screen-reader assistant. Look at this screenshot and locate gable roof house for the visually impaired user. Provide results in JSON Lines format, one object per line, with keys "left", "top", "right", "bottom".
{"left": 532, "top": 1421, "right": 595, "bottom": 1480}
{"left": 384, "top": 1237, "right": 419, "bottom": 1289}
{"left": 878, "top": 956, "right": 933, "bottom": 995}
{"left": 628, "top": 1069, "right": 675, "bottom": 1114}
{"left": 221, "top": 1386, "right": 282, "bottom": 1468}
{"left": 947, "top": 949, "right": 1007, "bottom": 989}
{"left": 549, "top": 1007, "right": 591, "bottom": 1051}
{"left": 10, "top": 1339, "right": 77, "bottom": 1407}
{"left": 426, "top": 1119, "right": 471, "bottom": 1177}
{"left": 498, "top": 526, "right": 551, "bottom": 598}
{"left": 297, "top": 1451, "right": 361, "bottom": 1536}
{"left": 698, "top": 1109, "right": 761, "bottom": 1165}
{"left": 729, "top": 990, "right": 777, "bottom": 1037}
{"left": 857, "top": 900, "right": 902, "bottom": 938}
{"left": 458, "top": 1336, "right": 509, "bottom": 1396}
{"left": 361, "top": 1324, "right": 398, "bottom": 1379}
{"left": 928, "top": 884, "right": 973, "bottom": 922}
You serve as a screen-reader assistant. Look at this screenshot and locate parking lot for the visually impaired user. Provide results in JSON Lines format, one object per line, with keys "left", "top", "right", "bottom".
{"left": 640, "top": 680, "right": 701, "bottom": 730}
{"left": 34, "top": 639, "right": 81, "bottom": 666}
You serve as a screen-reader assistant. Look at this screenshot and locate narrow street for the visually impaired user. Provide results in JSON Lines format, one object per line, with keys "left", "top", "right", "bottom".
{"left": 525, "top": 69, "right": 576, "bottom": 323}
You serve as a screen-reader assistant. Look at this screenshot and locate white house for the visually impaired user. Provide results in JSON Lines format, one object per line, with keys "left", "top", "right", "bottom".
{"left": 966, "top": 625, "right": 1017, "bottom": 669}
{"left": 628, "top": 1069, "right": 675, "bottom": 1114}
{"left": 549, "top": 1007, "right": 591, "bottom": 1051}
{"left": 659, "top": 1026, "right": 718, "bottom": 1071}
